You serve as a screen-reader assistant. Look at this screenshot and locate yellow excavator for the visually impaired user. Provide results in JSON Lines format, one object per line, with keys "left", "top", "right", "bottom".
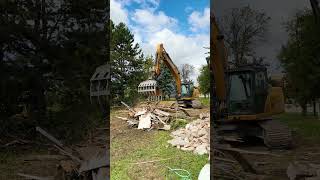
{"left": 138, "top": 43, "right": 202, "bottom": 108}
{"left": 210, "top": 13, "right": 292, "bottom": 148}
{"left": 211, "top": 0, "right": 320, "bottom": 149}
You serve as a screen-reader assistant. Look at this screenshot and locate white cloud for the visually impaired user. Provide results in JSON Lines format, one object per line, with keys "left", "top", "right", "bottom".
{"left": 119, "top": 0, "right": 160, "bottom": 10}
{"left": 110, "top": 1, "right": 209, "bottom": 84}
{"left": 110, "top": 0, "right": 129, "bottom": 25}
{"left": 138, "top": 29, "right": 209, "bottom": 84}
{"left": 132, "top": 9, "right": 178, "bottom": 32}
{"left": 188, "top": 7, "right": 210, "bottom": 32}
{"left": 133, "top": 0, "right": 159, "bottom": 10}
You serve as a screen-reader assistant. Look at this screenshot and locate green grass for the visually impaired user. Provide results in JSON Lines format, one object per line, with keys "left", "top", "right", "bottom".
{"left": 111, "top": 131, "right": 208, "bottom": 180}
{"left": 276, "top": 113, "right": 320, "bottom": 140}
{"left": 199, "top": 97, "right": 209, "bottom": 107}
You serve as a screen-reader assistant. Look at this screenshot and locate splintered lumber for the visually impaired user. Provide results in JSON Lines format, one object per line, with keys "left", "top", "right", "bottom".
{"left": 116, "top": 116, "right": 128, "bottom": 121}
{"left": 158, "top": 107, "right": 177, "bottom": 113}
{"left": 79, "top": 151, "right": 109, "bottom": 172}
{"left": 36, "top": 127, "right": 64, "bottom": 148}
{"left": 121, "top": 101, "right": 136, "bottom": 113}
{"left": 216, "top": 146, "right": 280, "bottom": 157}
{"left": 17, "top": 173, "right": 54, "bottom": 180}
{"left": 22, "top": 155, "right": 66, "bottom": 161}
{"left": 54, "top": 145, "right": 81, "bottom": 163}
{"left": 153, "top": 109, "right": 170, "bottom": 116}
{"left": 36, "top": 126, "right": 81, "bottom": 163}
{"left": 126, "top": 104, "right": 172, "bottom": 130}
{"left": 134, "top": 110, "right": 147, "bottom": 117}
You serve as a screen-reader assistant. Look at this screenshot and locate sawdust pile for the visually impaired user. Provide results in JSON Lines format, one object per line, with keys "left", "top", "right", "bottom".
{"left": 168, "top": 113, "right": 210, "bottom": 155}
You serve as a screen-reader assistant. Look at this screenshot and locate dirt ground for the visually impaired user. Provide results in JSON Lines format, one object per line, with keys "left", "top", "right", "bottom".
{"left": 110, "top": 105, "right": 210, "bottom": 180}
{"left": 237, "top": 133, "right": 320, "bottom": 179}
{"left": 0, "top": 125, "right": 109, "bottom": 179}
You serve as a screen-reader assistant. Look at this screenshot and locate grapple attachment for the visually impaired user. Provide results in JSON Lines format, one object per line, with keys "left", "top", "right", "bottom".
{"left": 90, "top": 64, "right": 110, "bottom": 120}
{"left": 138, "top": 79, "right": 158, "bottom": 95}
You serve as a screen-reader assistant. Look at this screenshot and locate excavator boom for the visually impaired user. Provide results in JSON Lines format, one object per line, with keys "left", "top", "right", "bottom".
{"left": 210, "top": 13, "right": 228, "bottom": 102}
{"left": 154, "top": 44, "right": 182, "bottom": 97}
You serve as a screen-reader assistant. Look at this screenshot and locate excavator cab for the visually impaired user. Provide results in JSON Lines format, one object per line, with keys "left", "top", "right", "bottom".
{"left": 227, "top": 66, "right": 268, "bottom": 115}
{"left": 181, "top": 82, "right": 194, "bottom": 98}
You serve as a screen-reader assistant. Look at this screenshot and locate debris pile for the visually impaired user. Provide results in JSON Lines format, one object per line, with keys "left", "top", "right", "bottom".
{"left": 121, "top": 101, "right": 172, "bottom": 130}
{"left": 167, "top": 113, "right": 210, "bottom": 155}
{"left": 287, "top": 161, "right": 320, "bottom": 180}
{"left": 17, "top": 126, "right": 109, "bottom": 180}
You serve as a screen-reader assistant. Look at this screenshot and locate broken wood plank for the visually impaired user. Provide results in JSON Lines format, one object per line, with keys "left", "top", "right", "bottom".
{"left": 158, "top": 107, "right": 177, "bottom": 113}
{"left": 216, "top": 146, "right": 280, "bottom": 157}
{"left": 153, "top": 109, "right": 170, "bottom": 116}
{"left": 121, "top": 101, "right": 136, "bottom": 113}
{"left": 116, "top": 116, "right": 128, "bottom": 121}
{"left": 79, "top": 151, "right": 109, "bottom": 172}
{"left": 36, "top": 127, "right": 64, "bottom": 148}
{"left": 134, "top": 109, "right": 147, "bottom": 117}
{"left": 17, "top": 173, "right": 54, "bottom": 180}
{"left": 158, "top": 124, "right": 171, "bottom": 131}
{"left": 22, "top": 155, "right": 66, "bottom": 161}
{"left": 3, "top": 140, "right": 26, "bottom": 147}
{"left": 54, "top": 145, "right": 81, "bottom": 163}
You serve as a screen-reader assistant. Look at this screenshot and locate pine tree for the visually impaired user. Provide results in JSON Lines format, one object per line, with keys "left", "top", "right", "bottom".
{"left": 110, "top": 21, "right": 145, "bottom": 104}
{"left": 157, "top": 64, "right": 176, "bottom": 99}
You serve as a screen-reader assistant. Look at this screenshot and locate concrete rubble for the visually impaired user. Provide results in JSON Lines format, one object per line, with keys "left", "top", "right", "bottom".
{"left": 168, "top": 113, "right": 210, "bottom": 155}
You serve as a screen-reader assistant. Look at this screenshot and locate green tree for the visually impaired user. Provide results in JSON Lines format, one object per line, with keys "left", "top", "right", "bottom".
{"left": 0, "top": 0, "right": 108, "bottom": 140}
{"left": 110, "top": 21, "right": 145, "bottom": 105}
{"left": 278, "top": 10, "right": 320, "bottom": 116}
{"left": 198, "top": 65, "right": 210, "bottom": 97}
{"left": 157, "top": 64, "right": 176, "bottom": 99}
{"left": 143, "top": 55, "right": 154, "bottom": 79}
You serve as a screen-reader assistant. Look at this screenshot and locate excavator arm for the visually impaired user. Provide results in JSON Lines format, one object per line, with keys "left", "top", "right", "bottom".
{"left": 310, "top": 0, "right": 320, "bottom": 23}
{"left": 153, "top": 44, "right": 182, "bottom": 97}
{"left": 210, "top": 13, "right": 228, "bottom": 118}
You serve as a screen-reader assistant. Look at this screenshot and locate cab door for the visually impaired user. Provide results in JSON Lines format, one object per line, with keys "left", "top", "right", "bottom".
{"left": 254, "top": 71, "right": 268, "bottom": 113}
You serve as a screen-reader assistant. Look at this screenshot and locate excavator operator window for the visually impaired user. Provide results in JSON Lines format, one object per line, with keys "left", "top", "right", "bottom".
{"left": 255, "top": 71, "right": 267, "bottom": 92}
{"left": 229, "top": 72, "right": 252, "bottom": 101}
{"left": 228, "top": 72, "right": 253, "bottom": 114}
{"left": 181, "top": 83, "right": 191, "bottom": 97}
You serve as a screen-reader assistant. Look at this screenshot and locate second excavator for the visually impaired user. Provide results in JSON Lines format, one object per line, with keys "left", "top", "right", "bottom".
{"left": 210, "top": 13, "right": 292, "bottom": 149}
{"left": 138, "top": 43, "right": 202, "bottom": 108}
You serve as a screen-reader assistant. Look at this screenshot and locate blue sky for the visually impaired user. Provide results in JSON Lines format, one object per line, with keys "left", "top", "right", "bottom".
{"left": 111, "top": 0, "right": 210, "bottom": 84}
{"left": 126, "top": 0, "right": 209, "bottom": 35}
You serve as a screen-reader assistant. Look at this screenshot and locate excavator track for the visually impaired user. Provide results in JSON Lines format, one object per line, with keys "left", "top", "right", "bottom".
{"left": 259, "top": 120, "right": 292, "bottom": 149}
